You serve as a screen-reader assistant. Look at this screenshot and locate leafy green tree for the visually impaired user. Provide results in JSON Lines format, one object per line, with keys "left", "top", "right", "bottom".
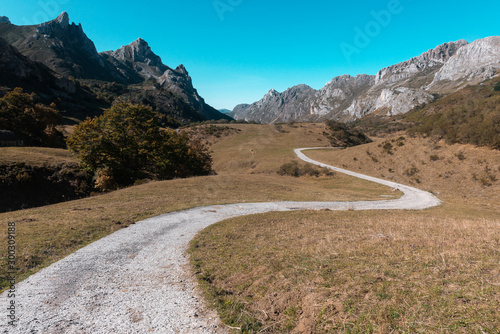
{"left": 0, "top": 88, "right": 64, "bottom": 146}
{"left": 67, "top": 103, "right": 212, "bottom": 190}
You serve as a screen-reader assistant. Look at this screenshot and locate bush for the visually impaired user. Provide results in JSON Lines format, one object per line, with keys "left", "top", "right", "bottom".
{"left": 494, "top": 81, "right": 500, "bottom": 91}
{"left": 324, "top": 120, "right": 372, "bottom": 148}
{"left": 278, "top": 161, "right": 334, "bottom": 177}
{"left": 67, "top": 103, "right": 213, "bottom": 190}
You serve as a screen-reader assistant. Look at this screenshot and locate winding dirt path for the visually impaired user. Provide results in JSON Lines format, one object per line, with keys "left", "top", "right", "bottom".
{"left": 1, "top": 148, "right": 440, "bottom": 333}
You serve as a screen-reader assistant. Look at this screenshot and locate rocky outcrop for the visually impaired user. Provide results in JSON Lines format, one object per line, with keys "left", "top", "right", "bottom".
{"left": 232, "top": 37, "right": 499, "bottom": 123}
{"left": 101, "top": 38, "right": 168, "bottom": 82}
{"left": 310, "top": 74, "right": 375, "bottom": 120}
{"left": 157, "top": 65, "right": 230, "bottom": 120}
{"left": 428, "top": 36, "right": 500, "bottom": 92}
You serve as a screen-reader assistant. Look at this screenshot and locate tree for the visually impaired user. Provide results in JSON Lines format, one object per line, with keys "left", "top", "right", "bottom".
{"left": 324, "top": 120, "right": 373, "bottom": 148}
{"left": 494, "top": 81, "right": 500, "bottom": 92}
{"left": 0, "top": 88, "right": 64, "bottom": 147}
{"left": 66, "top": 103, "right": 212, "bottom": 190}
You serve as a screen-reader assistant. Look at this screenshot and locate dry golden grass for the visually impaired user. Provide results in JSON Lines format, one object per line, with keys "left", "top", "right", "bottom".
{"left": 0, "top": 124, "right": 395, "bottom": 291}
{"left": 189, "top": 134, "right": 500, "bottom": 333}
{"left": 190, "top": 209, "right": 499, "bottom": 333}
{"left": 0, "top": 147, "right": 76, "bottom": 166}
{"left": 305, "top": 135, "right": 500, "bottom": 210}
{"left": 211, "top": 123, "right": 330, "bottom": 175}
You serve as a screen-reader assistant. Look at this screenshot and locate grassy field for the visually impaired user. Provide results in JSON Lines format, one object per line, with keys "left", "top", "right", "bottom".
{"left": 189, "top": 133, "right": 500, "bottom": 333}
{"left": 0, "top": 123, "right": 397, "bottom": 290}
{"left": 0, "top": 147, "right": 76, "bottom": 166}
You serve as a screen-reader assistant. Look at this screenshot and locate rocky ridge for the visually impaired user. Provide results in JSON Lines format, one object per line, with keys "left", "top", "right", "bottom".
{"left": 231, "top": 37, "right": 500, "bottom": 123}
{"left": 0, "top": 12, "right": 230, "bottom": 123}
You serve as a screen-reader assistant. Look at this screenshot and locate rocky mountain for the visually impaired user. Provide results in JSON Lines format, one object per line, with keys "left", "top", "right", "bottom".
{"left": 0, "top": 12, "right": 230, "bottom": 124}
{"left": 0, "top": 36, "right": 74, "bottom": 94}
{"left": 0, "top": 12, "right": 125, "bottom": 82}
{"left": 230, "top": 85, "right": 316, "bottom": 123}
{"left": 232, "top": 37, "right": 500, "bottom": 123}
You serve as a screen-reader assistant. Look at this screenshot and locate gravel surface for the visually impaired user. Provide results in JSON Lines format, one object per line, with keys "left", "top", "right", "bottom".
{"left": 1, "top": 148, "right": 441, "bottom": 333}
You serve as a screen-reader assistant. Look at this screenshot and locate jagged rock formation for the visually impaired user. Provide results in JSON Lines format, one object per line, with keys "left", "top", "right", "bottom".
{"left": 0, "top": 12, "right": 122, "bottom": 81}
{"left": 101, "top": 38, "right": 168, "bottom": 83}
{"left": 428, "top": 36, "right": 500, "bottom": 91}
{"left": 0, "top": 12, "right": 230, "bottom": 123}
{"left": 232, "top": 37, "right": 500, "bottom": 123}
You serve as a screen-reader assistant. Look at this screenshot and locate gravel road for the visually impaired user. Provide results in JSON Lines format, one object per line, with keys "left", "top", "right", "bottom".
{"left": 1, "top": 148, "right": 441, "bottom": 333}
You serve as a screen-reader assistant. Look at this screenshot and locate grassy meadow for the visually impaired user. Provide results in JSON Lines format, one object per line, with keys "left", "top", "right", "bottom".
{"left": 189, "top": 132, "right": 500, "bottom": 333}
{"left": 0, "top": 123, "right": 395, "bottom": 290}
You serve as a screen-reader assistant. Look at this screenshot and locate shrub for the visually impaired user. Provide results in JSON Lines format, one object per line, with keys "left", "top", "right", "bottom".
{"left": 382, "top": 141, "right": 394, "bottom": 155}
{"left": 494, "top": 81, "right": 500, "bottom": 91}
{"left": 404, "top": 166, "right": 419, "bottom": 177}
{"left": 278, "top": 161, "right": 333, "bottom": 177}
{"left": 323, "top": 120, "right": 372, "bottom": 148}
{"left": 455, "top": 152, "right": 466, "bottom": 161}
{"left": 67, "top": 103, "right": 213, "bottom": 189}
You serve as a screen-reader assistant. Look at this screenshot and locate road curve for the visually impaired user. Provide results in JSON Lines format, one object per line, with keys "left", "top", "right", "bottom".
{"left": 1, "top": 148, "right": 440, "bottom": 333}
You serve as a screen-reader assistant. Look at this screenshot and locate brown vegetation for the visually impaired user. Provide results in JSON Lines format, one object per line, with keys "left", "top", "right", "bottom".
{"left": 189, "top": 134, "right": 500, "bottom": 333}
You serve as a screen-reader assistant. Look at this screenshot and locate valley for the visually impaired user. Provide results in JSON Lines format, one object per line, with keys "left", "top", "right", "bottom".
{"left": 0, "top": 8, "right": 498, "bottom": 334}
{"left": 0, "top": 123, "right": 498, "bottom": 332}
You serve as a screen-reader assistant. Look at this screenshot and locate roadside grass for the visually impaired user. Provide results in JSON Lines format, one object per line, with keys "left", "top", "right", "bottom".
{"left": 189, "top": 208, "right": 500, "bottom": 333}
{"left": 0, "top": 123, "right": 396, "bottom": 291}
{"left": 189, "top": 135, "right": 500, "bottom": 333}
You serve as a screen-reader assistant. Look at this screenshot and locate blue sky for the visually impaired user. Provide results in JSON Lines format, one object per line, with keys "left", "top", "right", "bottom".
{"left": 1, "top": 0, "right": 499, "bottom": 109}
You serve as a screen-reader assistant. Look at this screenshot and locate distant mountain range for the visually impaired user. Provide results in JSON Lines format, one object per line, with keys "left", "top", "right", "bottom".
{"left": 0, "top": 12, "right": 231, "bottom": 124}
{"left": 230, "top": 37, "right": 500, "bottom": 124}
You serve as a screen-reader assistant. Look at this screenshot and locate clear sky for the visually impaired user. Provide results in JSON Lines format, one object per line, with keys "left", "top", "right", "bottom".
{"left": 1, "top": 0, "right": 498, "bottom": 110}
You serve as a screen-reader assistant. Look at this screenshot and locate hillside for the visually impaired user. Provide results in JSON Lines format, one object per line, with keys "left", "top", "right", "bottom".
{"left": 405, "top": 78, "right": 500, "bottom": 149}
{"left": 189, "top": 134, "right": 500, "bottom": 333}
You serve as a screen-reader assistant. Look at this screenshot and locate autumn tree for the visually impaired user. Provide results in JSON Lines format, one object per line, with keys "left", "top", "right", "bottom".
{"left": 0, "top": 88, "right": 64, "bottom": 146}
{"left": 324, "top": 120, "right": 373, "bottom": 148}
{"left": 66, "top": 103, "right": 212, "bottom": 190}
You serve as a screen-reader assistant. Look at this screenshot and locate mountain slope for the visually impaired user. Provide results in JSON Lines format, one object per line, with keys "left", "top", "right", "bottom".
{"left": 0, "top": 36, "right": 74, "bottom": 94}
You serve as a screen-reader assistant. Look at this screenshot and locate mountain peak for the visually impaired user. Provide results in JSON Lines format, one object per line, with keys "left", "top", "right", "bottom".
{"left": 54, "top": 12, "right": 70, "bottom": 27}
{"left": 131, "top": 37, "right": 148, "bottom": 46}
{"left": 175, "top": 64, "right": 187, "bottom": 74}
{"left": 0, "top": 16, "right": 10, "bottom": 24}
{"left": 101, "top": 38, "right": 169, "bottom": 82}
